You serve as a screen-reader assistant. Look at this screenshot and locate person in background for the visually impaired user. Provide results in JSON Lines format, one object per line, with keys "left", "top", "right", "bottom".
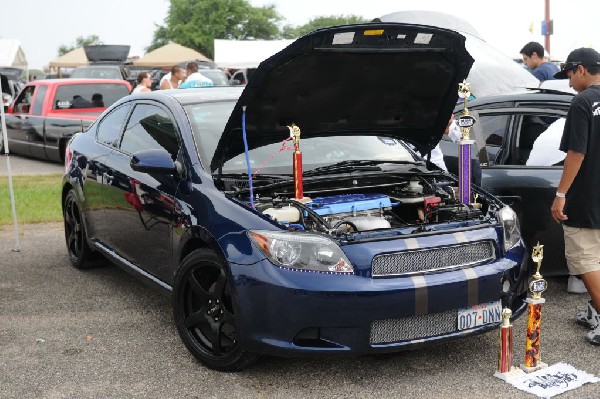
{"left": 160, "top": 65, "right": 186, "bottom": 90}
{"left": 132, "top": 72, "right": 152, "bottom": 93}
{"left": 550, "top": 47, "right": 600, "bottom": 344}
{"left": 179, "top": 62, "right": 213, "bottom": 89}
{"left": 91, "top": 93, "right": 104, "bottom": 107}
{"left": 520, "top": 41, "right": 559, "bottom": 82}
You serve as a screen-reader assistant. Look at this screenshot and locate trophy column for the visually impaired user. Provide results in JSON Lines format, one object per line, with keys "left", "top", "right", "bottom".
{"left": 521, "top": 242, "right": 549, "bottom": 372}
{"left": 456, "top": 81, "right": 476, "bottom": 205}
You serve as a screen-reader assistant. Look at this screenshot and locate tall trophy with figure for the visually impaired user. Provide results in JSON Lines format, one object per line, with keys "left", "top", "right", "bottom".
{"left": 520, "top": 242, "right": 549, "bottom": 372}
{"left": 456, "top": 81, "right": 476, "bottom": 205}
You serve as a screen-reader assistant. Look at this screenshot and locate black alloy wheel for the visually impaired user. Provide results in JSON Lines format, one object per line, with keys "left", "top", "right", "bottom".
{"left": 63, "top": 189, "right": 97, "bottom": 269}
{"left": 173, "top": 249, "right": 259, "bottom": 371}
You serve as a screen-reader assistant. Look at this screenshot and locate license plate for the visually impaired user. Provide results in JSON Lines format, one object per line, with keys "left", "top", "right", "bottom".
{"left": 457, "top": 300, "right": 502, "bottom": 330}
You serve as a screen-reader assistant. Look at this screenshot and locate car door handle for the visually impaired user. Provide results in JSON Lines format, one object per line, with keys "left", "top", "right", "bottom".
{"left": 102, "top": 173, "right": 114, "bottom": 186}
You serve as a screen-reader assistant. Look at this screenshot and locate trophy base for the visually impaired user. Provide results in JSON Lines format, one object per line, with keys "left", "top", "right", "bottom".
{"left": 494, "top": 367, "right": 526, "bottom": 381}
{"left": 292, "top": 196, "right": 312, "bottom": 204}
{"left": 520, "top": 362, "right": 548, "bottom": 373}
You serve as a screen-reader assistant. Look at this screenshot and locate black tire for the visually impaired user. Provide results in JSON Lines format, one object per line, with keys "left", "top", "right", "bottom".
{"left": 0, "top": 131, "right": 4, "bottom": 154}
{"left": 63, "top": 189, "right": 100, "bottom": 269}
{"left": 173, "top": 249, "right": 259, "bottom": 371}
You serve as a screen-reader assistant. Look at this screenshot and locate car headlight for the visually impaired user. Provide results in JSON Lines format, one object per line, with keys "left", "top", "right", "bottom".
{"left": 497, "top": 206, "right": 521, "bottom": 252}
{"left": 249, "top": 230, "right": 354, "bottom": 274}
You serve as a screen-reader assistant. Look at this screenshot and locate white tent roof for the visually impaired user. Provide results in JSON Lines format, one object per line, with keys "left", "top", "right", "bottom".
{"left": 0, "top": 39, "right": 28, "bottom": 68}
{"left": 214, "top": 39, "right": 294, "bottom": 69}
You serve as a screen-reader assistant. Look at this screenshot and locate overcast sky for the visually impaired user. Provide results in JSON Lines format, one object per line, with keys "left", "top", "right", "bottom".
{"left": 1, "top": 0, "right": 598, "bottom": 70}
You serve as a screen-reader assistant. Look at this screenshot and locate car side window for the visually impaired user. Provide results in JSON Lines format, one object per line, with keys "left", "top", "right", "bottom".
{"left": 479, "top": 114, "right": 509, "bottom": 147}
{"left": 32, "top": 85, "right": 47, "bottom": 115}
{"left": 12, "top": 86, "right": 35, "bottom": 114}
{"left": 96, "top": 104, "right": 131, "bottom": 147}
{"left": 522, "top": 115, "right": 566, "bottom": 166}
{"left": 119, "top": 103, "right": 180, "bottom": 160}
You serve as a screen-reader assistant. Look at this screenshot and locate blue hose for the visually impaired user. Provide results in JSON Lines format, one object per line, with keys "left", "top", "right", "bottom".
{"left": 241, "top": 106, "right": 255, "bottom": 209}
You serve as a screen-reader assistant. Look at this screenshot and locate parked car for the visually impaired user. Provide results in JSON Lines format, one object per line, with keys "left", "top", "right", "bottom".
{"left": 439, "top": 89, "right": 574, "bottom": 275}
{"left": 70, "top": 45, "right": 130, "bottom": 81}
{"left": 62, "top": 22, "right": 528, "bottom": 371}
{"left": 70, "top": 65, "right": 128, "bottom": 80}
{"left": 1, "top": 78, "right": 132, "bottom": 161}
{"left": 1, "top": 72, "right": 23, "bottom": 110}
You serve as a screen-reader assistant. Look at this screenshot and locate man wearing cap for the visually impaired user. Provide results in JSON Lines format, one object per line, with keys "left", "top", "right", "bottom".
{"left": 551, "top": 47, "right": 600, "bottom": 345}
{"left": 520, "top": 41, "right": 559, "bottom": 82}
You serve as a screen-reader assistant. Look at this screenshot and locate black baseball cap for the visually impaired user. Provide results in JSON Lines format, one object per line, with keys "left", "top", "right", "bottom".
{"left": 554, "top": 47, "right": 600, "bottom": 79}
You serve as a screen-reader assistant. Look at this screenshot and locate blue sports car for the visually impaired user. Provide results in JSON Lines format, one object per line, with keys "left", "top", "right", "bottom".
{"left": 62, "top": 22, "right": 529, "bottom": 371}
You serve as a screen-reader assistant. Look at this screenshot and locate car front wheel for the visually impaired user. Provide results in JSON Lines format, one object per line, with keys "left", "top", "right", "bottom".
{"left": 173, "top": 249, "right": 259, "bottom": 371}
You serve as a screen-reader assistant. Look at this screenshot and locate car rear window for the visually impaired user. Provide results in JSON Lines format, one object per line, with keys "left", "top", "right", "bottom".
{"left": 53, "top": 84, "right": 131, "bottom": 109}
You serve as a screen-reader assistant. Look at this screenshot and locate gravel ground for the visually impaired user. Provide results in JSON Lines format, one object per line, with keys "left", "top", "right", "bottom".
{"left": 1, "top": 222, "right": 599, "bottom": 398}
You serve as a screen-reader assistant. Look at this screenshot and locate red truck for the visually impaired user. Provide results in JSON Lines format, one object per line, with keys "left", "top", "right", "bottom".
{"left": 1, "top": 78, "right": 131, "bottom": 162}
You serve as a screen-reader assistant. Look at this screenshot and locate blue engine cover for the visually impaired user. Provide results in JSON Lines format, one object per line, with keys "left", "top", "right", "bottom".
{"left": 306, "top": 194, "right": 393, "bottom": 216}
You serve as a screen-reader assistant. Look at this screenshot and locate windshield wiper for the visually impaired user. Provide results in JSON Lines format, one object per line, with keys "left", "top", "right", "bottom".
{"left": 303, "top": 159, "right": 420, "bottom": 177}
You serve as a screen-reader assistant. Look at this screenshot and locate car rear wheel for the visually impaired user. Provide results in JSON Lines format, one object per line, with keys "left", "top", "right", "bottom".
{"left": 63, "top": 189, "right": 99, "bottom": 269}
{"left": 173, "top": 249, "right": 259, "bottom": 371}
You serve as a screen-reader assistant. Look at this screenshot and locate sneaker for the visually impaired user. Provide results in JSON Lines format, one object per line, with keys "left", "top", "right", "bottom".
{"left": 568, "top": 275, "right": 588, "bottom": 294}
{"left": 577, "top": 301, "right": 599, "bottom": 329}
{"left": 587, "top": 321, "right": 600, "bottom": 345}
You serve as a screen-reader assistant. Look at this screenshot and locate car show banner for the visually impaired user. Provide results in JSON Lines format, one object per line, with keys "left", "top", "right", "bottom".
{"left": 506, "top": 362, "right": 598, "bottom": 398}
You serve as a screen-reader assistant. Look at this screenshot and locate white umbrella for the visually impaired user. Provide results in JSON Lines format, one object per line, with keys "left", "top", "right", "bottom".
{"left": 0, "top": 78, "right": 21, "bottom": 252}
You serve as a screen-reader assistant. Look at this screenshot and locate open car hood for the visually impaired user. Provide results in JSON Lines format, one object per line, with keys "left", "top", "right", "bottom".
{"left": 211, "top": 22, "right": 474, "bottom": 172}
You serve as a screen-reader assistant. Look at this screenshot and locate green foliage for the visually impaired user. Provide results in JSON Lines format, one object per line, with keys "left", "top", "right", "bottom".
{"left": 0, "top": 174, "right": 62, "bottom": 225}
{"left": 281, "top": 15, "right": 369, "bottom": 39}
{"left": 149, "top": 0, "right": 282, "bottom": 59}
{"left": 58, "top": 35, "right": 103, "bottom": 56}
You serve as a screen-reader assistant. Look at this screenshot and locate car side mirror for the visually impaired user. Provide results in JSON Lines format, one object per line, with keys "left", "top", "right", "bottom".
{"left": 131, "top": 149, "right": 177, "bottom": 175}
{"left": 229, "top": 79, "right": 242, "bottom": 85}
{"left": 16, "top": 103, "right": 30, "bottom": 113}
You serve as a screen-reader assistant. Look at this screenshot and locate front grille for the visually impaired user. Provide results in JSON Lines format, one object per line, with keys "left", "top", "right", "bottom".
{"left": 370, "top": 311, "right": 457, "bottom": 344}
{"left": 372, "top": 241, "right": 495, "bottom": 277}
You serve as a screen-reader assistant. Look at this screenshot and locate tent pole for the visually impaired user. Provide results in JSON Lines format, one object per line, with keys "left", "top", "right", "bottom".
{"left": 0, "top": 79, "right": 21, "bottom": 252}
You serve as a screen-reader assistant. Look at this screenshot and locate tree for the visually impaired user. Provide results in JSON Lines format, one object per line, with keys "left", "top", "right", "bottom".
{"left": 148, "top": 0, "right": 282, "bottom": 59}
{"left": 58, "top": 35, "right": 103, "bottom": 56}
{"left": 281, "top": 15, "right": 369, "bottom": 39}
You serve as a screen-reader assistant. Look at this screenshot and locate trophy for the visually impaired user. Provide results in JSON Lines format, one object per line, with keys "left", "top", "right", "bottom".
{"left": 457, "top": 81, "right": 476, "bottom": 205}
{"left": 494, "top": 308, "right": 525, "bottom": 380}
{"left": 520, "top": 242, "right": 548, "bottom": 372}
{"left": 289, "top": 124, "right": 309, "bottom": 202}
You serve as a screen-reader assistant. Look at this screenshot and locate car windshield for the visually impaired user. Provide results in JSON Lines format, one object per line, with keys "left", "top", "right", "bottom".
{"left": 185, "top": 101, "right": 418, "bottom": 175}
{"left": 71, "top": 66, "right": 123, "bottom": 79}
{"left": 199, "top": 70, "right": 229, "bottom": 86}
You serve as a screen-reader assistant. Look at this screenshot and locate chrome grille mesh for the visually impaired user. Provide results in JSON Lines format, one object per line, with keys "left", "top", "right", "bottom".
{"left": 370, "top": 311, "right": 456, "bottom": 344}
{"left": 372, "top": 241, "right": 495, "bottom": 277}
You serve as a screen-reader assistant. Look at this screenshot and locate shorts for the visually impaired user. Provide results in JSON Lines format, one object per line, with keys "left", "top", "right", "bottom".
{"left": 563, "top": 225, "right": 600, "bottom": 275}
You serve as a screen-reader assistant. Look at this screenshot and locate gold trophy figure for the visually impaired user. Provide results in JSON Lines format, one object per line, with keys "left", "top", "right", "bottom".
{"left": 520, "top": 242, "right": 549, "bottom": 372}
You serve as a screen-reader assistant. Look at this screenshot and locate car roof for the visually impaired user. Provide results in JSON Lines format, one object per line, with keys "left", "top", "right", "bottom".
{"left": 26, "top": 78, "right": 131, "bottom": 86}
{"left": 460, "top": 90, "right": 574, "bottom": 109}
{"left": 127, "top": 86, "right": 244, "bottom": 105}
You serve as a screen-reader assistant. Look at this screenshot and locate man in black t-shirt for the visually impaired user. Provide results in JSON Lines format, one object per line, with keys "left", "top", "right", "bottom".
{"left": 551, "top": 47, "right": 600, "bottom": 345}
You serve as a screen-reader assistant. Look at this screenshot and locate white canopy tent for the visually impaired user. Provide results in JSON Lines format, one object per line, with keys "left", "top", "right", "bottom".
{"left": 214, "top": 39, "right": 293, "bottom": 69}
{"left": 0, "top": 39, "right": 28, "bottom": 69}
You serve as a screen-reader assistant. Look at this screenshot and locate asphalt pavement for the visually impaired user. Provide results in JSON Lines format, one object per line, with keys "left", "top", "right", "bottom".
{"left": 1, "top": 156, "right": 599, "bottom": 398}
{"left": 0, "top": 154, "right": 64, "bottom": 176}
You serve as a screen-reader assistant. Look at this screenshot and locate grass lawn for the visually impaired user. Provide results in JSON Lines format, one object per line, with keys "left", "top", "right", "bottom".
{"left": 0, "top": 174, "right": 63, "bottom": 225}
